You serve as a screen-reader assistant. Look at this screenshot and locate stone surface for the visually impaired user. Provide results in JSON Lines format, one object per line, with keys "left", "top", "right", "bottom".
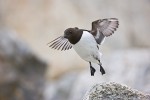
{"left": 106, "top": 49, "right": 150, "bottom": 93}
{"left": 44, "top": 49, "right": 150, "bottom": 100}
{"left": 0, "top": 29, "right": 47, "bottom": 100}
{"left": 44, "top": 72, "right": 79, "bottom": 100}
{"left": 83, "top": 82, "right": 150, "bottom": 100}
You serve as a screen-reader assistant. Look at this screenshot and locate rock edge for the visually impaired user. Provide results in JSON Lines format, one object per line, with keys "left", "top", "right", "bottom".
{"left": 83, "top": 82, "right": 150, "bottom": 100}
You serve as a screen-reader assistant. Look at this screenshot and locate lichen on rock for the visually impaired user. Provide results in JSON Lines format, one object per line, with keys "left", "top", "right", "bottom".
{"left": 83, "top": 82, "right": 150, "bottom": 100}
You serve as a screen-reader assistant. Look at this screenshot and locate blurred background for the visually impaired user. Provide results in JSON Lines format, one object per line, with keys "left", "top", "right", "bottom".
{"left": 0, "top": 0, "right": 150, "bottom": 100}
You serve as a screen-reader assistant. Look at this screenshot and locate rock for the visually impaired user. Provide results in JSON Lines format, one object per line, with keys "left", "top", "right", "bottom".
{"left": 44, "top": 70, "right": 106, "bottom": 100}
{"left": 0, "top": 29, "right": 47, "bottom": 100}
{"left": 83, "top": 82, "right": 150, "bottom": 100}
{"left": 44, "top": 72, "right": 79, "bottom": 100}
{"left": 44, "top": 49, "right": 150, "bottom": 100}
{"left": 70, "top": 49, "right": 150, "bottom": 100}
{"left": 106, "top": 49, "right": 150, "bottom": 93}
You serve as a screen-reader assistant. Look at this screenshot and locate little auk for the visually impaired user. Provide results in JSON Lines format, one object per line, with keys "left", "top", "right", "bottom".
{"left": 48, "top": 18, "right": 119, "bottom": 76}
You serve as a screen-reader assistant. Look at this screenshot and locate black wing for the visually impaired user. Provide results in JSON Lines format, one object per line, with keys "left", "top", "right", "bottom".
{"left": 91, "top": 18, "right": 119, "bottom": 44}
{"left": 48, "top": 36, "right": 72, "bottom": 51}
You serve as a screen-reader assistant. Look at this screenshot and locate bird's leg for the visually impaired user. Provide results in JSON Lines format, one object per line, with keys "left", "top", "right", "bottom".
{"left": 89, "top": 62, "right": 96, "bottom": 76}
{"left": 98, "top": 60, "right": 105, "bottom": 75}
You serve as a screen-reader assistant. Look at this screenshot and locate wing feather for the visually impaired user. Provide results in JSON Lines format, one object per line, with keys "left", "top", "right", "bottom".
{"left": 61, "top": 40, "right": 68, "bottom": 51}
{"left": 48, "top": 36, "right": 72, "bottom": 51}
{"left": 91, "top": 18, "right": 119, "bottom": 44}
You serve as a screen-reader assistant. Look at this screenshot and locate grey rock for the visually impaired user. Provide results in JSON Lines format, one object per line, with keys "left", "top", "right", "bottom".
{"left": 106, "top": 49, "right": 150, "bottom": 93}
{"left": 83, "top": 82, "right": 150, "bottom": 100}
{"left": 44, "top": 72, "right": 79, "bottom": 100}
{"left": 71, "top": 49, "right": 150, "bottom": 100}
{"left": 45, "top": 49, "right": 150, "bottom": 100}
{"left": 0, "top": 29, "right": 47, "bottom": 100}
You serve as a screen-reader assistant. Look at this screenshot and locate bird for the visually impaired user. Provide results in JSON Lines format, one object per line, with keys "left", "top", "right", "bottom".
{"left": 48, "top": 18, "right": 119, "bottom": 76}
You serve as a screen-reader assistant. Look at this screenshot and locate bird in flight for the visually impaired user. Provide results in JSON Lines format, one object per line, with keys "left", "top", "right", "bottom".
{"left": 48, "top": 18, "right": 119, "bottom": 76}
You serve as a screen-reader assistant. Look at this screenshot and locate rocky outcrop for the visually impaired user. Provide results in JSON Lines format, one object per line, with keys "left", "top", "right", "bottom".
{"left": 44, "top": 49, "right": 150, "bottom": 100}
{"left": 44, "top": 72, "right": 79, "bottom": 100}
{"left": 0, "top": 29, "right": 47, "bottom": 100}
{"left": 83, "top": 82, "right": 150, "bottom": 100}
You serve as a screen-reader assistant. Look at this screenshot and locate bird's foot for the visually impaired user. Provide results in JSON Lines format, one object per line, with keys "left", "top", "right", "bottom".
{"left": 100, "top": 65, "right": 105, "bottom": 75}
{"left": 90, "top": 66, "right": 96, "bottom": 76}
{"left": 98, "top": 60, "right": 106, "bottom": 75}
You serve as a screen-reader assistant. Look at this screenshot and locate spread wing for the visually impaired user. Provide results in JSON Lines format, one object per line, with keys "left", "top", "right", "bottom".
{"left": 48, "top": 36, "right": 72, "bottom": 51}
{"left": 91, "top": 18, "right": 119, "bottom": 44}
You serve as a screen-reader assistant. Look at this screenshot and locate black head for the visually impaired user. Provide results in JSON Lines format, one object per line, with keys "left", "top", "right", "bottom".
{"left": 64, "top": 27, "right": 82, "bottom": 44}
{"left": 64, "top": 27, "right": 78, "bottom": 38}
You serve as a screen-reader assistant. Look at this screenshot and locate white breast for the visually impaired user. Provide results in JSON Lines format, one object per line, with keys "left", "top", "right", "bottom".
{"left": 72, "top": 31, "right": 102, "bottom": 63}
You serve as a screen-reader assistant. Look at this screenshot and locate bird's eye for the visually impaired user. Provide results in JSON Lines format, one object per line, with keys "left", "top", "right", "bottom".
{"left": 69, "top": 31, "right": 72, "bottom": 34}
